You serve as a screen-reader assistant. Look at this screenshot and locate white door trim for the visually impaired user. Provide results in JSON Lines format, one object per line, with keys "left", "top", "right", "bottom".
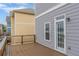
{"left": 54, "top": 14, "right": 66, "bottom": 54}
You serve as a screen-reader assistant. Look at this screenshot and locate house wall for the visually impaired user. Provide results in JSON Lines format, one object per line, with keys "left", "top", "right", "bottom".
{"left": 0, "top": 25, "right": 3, "bottom": 35}
{"left": 11, "top": 12, "right": 35, "bottom": 45}
{"left": 36, "top": 3, "right": 79, "bottom": 56}
{"left": 35, "top": 3, "right": 60, "bottom": 16}
{"left": 14, "top": 12, "right": 35, "bottom": 35}
{"left": 6, "top": 17, "right": 11, "bottom": 34}
{"left": 6, "top": 16, "right": 11, "bottom": 27}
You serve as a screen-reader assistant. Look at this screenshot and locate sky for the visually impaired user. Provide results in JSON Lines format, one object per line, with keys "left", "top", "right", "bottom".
{"left": 0, "top": 3, "right": 34, "bottom": 25}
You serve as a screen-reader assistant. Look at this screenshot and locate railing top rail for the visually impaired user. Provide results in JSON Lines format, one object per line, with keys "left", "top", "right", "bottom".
{"left": 6, "top": 34, "right": 35, "bottom": 37}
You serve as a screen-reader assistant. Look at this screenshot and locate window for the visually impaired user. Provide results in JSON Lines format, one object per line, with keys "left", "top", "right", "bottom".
{"left": 56, "top": 15, "right": 65, "bottom": 20}
{"left": 8, "top": 28, "right": 11, "bottom": 32}
{"left": 44, "top": 22, "right": 50, "bottom": 40}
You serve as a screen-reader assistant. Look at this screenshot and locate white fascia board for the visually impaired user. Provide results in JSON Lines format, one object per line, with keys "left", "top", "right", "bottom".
{"left": 35, "top": 3, "right": 68, "bottom": 19}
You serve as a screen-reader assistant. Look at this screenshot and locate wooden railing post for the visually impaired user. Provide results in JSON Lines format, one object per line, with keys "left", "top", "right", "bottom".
{"left": 34, "top": 35, "right": 36, "bottom": 43}
{"left": 21, "top": 35, "right": 23, "bottom": 45}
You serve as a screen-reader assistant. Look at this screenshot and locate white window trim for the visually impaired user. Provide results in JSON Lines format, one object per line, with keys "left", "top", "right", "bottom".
{"left": 54, "top": 14, "right": 66, "bottom": 54}
{"left": 44, "top": 22, "right": 51, "bottom": 42}
{"left": 35, "top": 3, "right": 68, "bottom": 19}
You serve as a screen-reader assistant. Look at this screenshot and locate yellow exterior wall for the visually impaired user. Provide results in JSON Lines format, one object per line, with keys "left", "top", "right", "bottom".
{"left": 15, "top": 12, "right": 35, "bottom": 35}
{"left": 11, "top": 12, "right": 35, "bottom": 45}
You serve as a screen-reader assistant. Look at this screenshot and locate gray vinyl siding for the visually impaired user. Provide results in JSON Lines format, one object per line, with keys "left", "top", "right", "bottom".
{"left": 35, "top": 3, "right": 60, "bottom": 16}
{"left": 36, "top": 13, "right": 55, "bottom": 49}
{"left": 36, "top": 3, "right": 79, "bottom": 56}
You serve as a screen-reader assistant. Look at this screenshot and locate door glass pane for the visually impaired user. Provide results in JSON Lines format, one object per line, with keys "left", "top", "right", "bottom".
{"left": 56, "top": 21, "right": 64, "bottom": 48}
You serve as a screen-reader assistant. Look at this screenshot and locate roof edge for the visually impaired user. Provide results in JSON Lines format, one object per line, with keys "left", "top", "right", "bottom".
{"left": 35, "top": 3, "right": 68, "bottom": 19}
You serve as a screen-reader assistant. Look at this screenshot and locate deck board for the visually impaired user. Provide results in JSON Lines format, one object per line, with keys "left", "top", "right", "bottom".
{"left": 8, "top": 43, "right": 65, "bottom": 56}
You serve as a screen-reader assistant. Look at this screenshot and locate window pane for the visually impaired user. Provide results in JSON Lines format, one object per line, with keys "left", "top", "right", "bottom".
{"left": 45, "top": 23, "right": 49, "bottom": 31}
{"left": 45, "top": 32, "right": 49, "bottom": 40}
{"left": 7, "top": 28, "right": 11, "bottom": 32}
{"left": 56, "top": 15, "right": 65, "bottom": 20}
{"left": 45, "top": 23, "right": 50, "bottom": 40}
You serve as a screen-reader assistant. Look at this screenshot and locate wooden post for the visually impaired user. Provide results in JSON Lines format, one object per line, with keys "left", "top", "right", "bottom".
{"left": 21, "top": 35, "right": 23, "bottom": 45}
{"left": 34, "top": 35, "right": 36, "bottom": 43}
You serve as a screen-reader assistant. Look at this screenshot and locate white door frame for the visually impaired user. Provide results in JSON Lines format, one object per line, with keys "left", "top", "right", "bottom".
{"left": 54, "top": 14, "right": 66, "bottom": 54}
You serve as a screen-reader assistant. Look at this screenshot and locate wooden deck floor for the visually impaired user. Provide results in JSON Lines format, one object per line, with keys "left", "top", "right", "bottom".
{"left": 8, "top": 43, "right": 65, "bottom": 56}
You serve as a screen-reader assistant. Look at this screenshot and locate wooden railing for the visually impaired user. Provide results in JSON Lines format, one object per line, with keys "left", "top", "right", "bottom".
{"left": 7, "top": 34, "right": 36, "bottom": 45}
{"left": 2, "top": 35, "right": 36, "bottom": 56}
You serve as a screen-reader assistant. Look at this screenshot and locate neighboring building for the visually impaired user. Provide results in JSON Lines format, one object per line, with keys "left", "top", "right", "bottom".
{"left": 6, "top": 16, "right": 11, "bottom": 35}
{"left": 10, "top": 9, "right": 35, "bottom": 45}
{"left": 0, "top": 24, "right": 3, "bottom": 35}
{"left": 35, "top": 3, "right": 79, "bottom": 56}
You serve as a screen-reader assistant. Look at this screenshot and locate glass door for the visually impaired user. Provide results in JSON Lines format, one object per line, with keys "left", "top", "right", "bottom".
{"left": 55, "top": 15, "right": 66, "bottom": 53}
{"left": 56, "top": 21, "right": 64, "bottom": 51}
